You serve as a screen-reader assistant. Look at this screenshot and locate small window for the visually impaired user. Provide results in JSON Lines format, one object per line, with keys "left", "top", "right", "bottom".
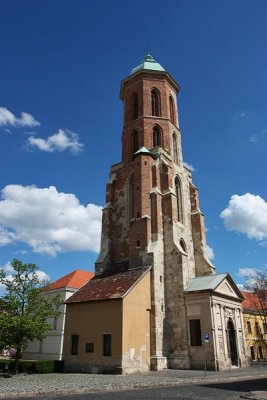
{"left": 189, "top": 319, "right": 202, "bottom": 346}
{"left": 85, "top": 343, "right": 94, "bottom": 353}
{"left": 152, "top": 125, "right": 161, "bottom": 147}
{"left": 103, "top": 334, "right": 112, "bottom": 357}
{"left": 129, "top": 176, "right": 134, "bottom": 220}
{"left": 250, "top": 346, "right": 255, "bottom": 360}
{"left": 136, "top": 240, "right": 140, "bottom": 247}
{"left": 71, "top": 334, "right": 79, "bottom": 355}
{"left": 247, "top": 321, "right": 252, "bottom": 334}
{"left": 263, "top": 323, "right": 267, "bottom": 334}
{"left": 255, "top": 322, "right": 261, "bottom": 335}
{"left": 151, "top": 88, "right": 160, "bottom": 116}
{"left": 180, "top": 239, "right": 186, "bottom": 253}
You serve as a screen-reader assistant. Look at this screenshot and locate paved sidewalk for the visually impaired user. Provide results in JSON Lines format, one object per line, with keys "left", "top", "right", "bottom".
{"left": 0, "top": 365, "right": 266, "bottom": 398}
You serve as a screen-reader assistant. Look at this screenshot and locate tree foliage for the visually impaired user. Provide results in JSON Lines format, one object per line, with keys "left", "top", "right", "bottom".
{"left": 0, "top": 259, "right": 62, "bottom": 374}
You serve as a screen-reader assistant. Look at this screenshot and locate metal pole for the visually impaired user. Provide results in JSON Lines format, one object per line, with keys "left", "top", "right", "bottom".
{"left": 204, "top": 342, "right": 208, "bottom": 380}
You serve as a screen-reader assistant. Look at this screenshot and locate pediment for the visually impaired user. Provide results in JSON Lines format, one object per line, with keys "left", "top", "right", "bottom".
{"left": 215, "top": 278, "right": 240, "bottom": 299}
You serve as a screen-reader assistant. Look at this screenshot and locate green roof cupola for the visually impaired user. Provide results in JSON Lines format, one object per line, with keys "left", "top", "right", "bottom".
{"left": 130, "top": 53, "right": 165, "bottom": 75}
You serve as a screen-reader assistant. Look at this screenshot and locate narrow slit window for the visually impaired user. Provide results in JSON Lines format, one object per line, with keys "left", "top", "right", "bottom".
{"left": 129, "top": 176, "right": 134, "bottom": 220}
{"left": 175, "top": 176, "right": 183, "bottom": 223}
{"left": 151, "top": 89, "right": 160, "bottom": 116}
{"left": 169, "top": 95, "right": 175, "bottom": 124}
{"left": 153, "top": 125, "right": 161, "bottom": 147}
{"left": 173, "top": 133, "right": 178, "bottom": 164}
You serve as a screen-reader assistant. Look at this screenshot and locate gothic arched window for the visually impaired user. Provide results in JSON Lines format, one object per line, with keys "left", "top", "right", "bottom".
{"left": 151, "top": 88, "right": 160, "bottom": 116}
{"left": 173, "top": 133, "right": 178, "bottom": 164}
{"left": 169, "top": 96, "right": 175, "bottom": 124}
{"left": 175, "top": 176, "right": 183, "bottom": 223}
{"left": 133, "top": 130, "right": 139, "bottom": 153}
{"left": 133, "top": 93, "right": 138, "bottom": 120}
{"left": 129, "top": 175, "right": 134, "bottom": 220}
{"left": 152, "top": 125, "right": 161, "bottom": 147}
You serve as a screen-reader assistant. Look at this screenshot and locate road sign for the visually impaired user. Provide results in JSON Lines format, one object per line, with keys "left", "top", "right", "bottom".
{"left": 204, "top": 332, "right": 209, "bottom": 343}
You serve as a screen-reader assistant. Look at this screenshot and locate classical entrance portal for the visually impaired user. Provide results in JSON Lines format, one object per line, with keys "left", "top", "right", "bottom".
{"left": 227, "top": 319, "right": 238, "bottom": 366}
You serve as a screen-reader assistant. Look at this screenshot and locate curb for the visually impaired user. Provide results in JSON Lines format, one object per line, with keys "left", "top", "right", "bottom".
{"left": 240, "top": 392, "right": 267, "bottom": 400}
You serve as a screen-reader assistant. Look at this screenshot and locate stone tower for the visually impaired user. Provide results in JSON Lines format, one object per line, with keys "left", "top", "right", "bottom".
{"left": 95, "top": 53, "right": 215, "bottom": 370}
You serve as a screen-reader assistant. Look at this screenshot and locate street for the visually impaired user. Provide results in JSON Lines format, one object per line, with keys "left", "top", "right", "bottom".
{"left": 2, "top": 377, "right": 267, "bottom": 400}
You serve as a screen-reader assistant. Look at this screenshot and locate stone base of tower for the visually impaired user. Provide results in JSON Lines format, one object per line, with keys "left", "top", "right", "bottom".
{"left": 168, "top": 355, "right": 191, "bottom": 370}
{"left": 149, "top": 356, "right": 168, "bottom": 371}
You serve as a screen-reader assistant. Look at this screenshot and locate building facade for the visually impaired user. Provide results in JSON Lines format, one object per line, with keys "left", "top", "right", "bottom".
{"left": 64, "top": 54, "right": 248, "bottom": 373}
{"left": 23, "top": 270, "right": 93, "bottom": 360}
{"left": 242, "top": 291, "right": 267, "bottom": 361}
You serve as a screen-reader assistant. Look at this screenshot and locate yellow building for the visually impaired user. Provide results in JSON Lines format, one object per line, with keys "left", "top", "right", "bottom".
{"left": 242, "top": 291, "right": 267, "bottom": 361}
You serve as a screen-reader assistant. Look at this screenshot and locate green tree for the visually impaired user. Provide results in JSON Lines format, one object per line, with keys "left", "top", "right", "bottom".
{"left": 0, "top": 259, "right": 62, "bottom": 374}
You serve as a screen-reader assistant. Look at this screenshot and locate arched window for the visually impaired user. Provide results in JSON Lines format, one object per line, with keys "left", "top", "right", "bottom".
{"left": 175, "top": 176, "right": 183, "bottom": 223}
{"left": 169, "top": 96, "right": 175, "bottom": 124}
{"left": 133, "top": 131, "right": 138, "bottom": 153}
{"left": 129, "top": 175, "right": 134, "bottom": 220}
{"left": 173, "top": 133, "right": 178, "bottom": 164}
{"left": 133, "top": 93, "right": 138, "bottom": 120}
{"left": 151, "top": 88, "right": 160, "bottom": 116}
{"left": 152, "top": 125, "right": 161, "bottom": 147}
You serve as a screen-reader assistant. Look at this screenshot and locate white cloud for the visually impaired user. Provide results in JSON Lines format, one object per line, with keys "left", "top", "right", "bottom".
{"left": 237, "top": 267, "right": 260, "bottom": 277}
{"left": 259, "top": 241, "right": 267, "bottom": 248}
{"left": 0, "top": 107, "right": 40, "bottom": 128}
{"left": 237, "top": 283, "right": 244, "bottom": 290}
{"left": 27, "top": 129, "right": 83, "bottom": 155}
{"left": 220, "top": 193, "right": 267, "bottom": 241}
{"left": 249, "top": 134, "right": 259, "bottom": 143}
{"left": 183, "top": 162, "right": 195, "bottom": 172}
{"left": 0, "top": 266, "right": 50, "bottom": 291}
{"left": 0, "top": 185, "right": 102, "bottom": 256}
{"left": 206, "top": 245, "right": 215, "bottom": 260}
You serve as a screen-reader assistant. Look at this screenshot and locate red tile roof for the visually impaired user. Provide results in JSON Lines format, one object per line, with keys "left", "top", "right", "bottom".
{"left": 45, "top": 270, "right": 94, "bottom": 291}
{"left": 241, "top": 290, "right": 264, "bottom": 310}
{"left": 66, "top": 266, "right": 150, "bottom": 304}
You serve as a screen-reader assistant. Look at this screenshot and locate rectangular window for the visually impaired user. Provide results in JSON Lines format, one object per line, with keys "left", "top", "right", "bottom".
{"left": 247, "top": 321, "right": 252, "bottom": 334}
{"left": 71, "top": 334, "right": 79, "bottom": 355}
{"left": 255, "top": 322, "right": 261, "bottom": 335}
{"left": 263, "top": 323, "right": 267, "bottom": 334}
{"left": 85, "top": 343, "right": 94, "bottom": 353}
{"left": 103, "top": 334, "right": 112, "bottom": 356}
{"left": 189, "top": 319, "right": 202, "bottom": 346}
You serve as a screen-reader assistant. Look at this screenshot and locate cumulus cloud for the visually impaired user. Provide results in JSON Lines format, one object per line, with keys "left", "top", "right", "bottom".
{"left": 0, "top": 263, "right": 50, "bottom": 291}
{"left": 0, "top": 107, "right": 40, "bottom": 128}
{"left": 0, "top": 185, "right": 102, "bottom": 256}
{"left": 220, "top": 193, "right": 267, "bottom": 241}
{"left": 206, "top": 245, "right": 215, "bottom": 260}
{"left": 183, "top": 162, "right": 195, "bottom": 172}
{"left": 27, "top": 129, "right": 83, "bottom": 155}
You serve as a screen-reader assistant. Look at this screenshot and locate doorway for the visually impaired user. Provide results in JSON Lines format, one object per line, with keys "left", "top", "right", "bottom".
{"left": 227, "top": 319, "right": 238, "bottom": 366}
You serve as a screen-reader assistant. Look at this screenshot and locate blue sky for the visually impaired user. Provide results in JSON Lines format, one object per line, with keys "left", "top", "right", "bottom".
{"left": 0, "top": 0, "right": 266, "bottom": 287}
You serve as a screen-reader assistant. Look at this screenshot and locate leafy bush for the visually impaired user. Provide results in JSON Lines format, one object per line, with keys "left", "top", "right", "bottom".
{"left": 0, "top": 359, "right": 64, "bottom": 374}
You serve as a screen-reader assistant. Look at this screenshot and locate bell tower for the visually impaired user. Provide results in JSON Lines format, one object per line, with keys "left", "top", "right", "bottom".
{"left": 95, "top": 53, "right": 215, "bottom": 370}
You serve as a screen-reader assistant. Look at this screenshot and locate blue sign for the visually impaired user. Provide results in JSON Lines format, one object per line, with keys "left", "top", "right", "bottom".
{"left": 204, "top": 333, "right": 209, "bottom": 343}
